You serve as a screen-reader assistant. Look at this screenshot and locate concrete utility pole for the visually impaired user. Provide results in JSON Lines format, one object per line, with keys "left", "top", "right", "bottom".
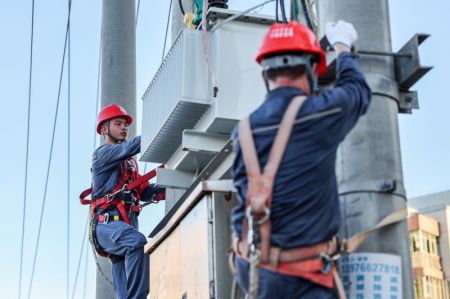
{"left": 97, "top": 0, "right": 136, "bottom": 298}
{"left": 316, "top": 1, "right": 414, "bottom": 297}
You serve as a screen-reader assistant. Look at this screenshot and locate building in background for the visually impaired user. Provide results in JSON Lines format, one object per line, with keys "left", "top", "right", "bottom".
{"left": 408, "top": 191, "right": 450, "bottom": 298}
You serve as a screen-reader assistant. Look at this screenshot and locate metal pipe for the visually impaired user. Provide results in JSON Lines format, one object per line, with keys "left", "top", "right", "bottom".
{"left": 97, "top": 0, "right": 137, "bottom": 298}
{"left": 316, "top": 1, "right": 414, "bottom": 297}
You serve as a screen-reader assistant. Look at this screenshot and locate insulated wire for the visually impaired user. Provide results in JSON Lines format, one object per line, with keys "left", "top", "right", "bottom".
{"left": 66, "top": 0, "right": 71, "bottom": 297}
{"left": 136, "top": 0, "right": 141, "bottom": 25}
{"left": 161, "top": 0, "right": 173, "bottom": 62}
{"left": 279, "top": 0, "right": 288, "bottom": 23}
{"left": 19, "top": 0, "right": 35, "bottom": 298}
{"left": 71, "top": 218, "right": 88, "bottom": 299}
{"left": 27, "top": 1, "right": 72, "bottom": 298}
{"left": 300, "top": 0, "right": 313, "bottom": 30}
{"left": 82, "top": 241, "right": 88, "bottom": 299}
{"left": 178, "top": 0, "right": 186, "bottom": 16}
{"left": 275, "top": 0, "right": 279, "bottom": 23}
{"left": 145, "top": 0, "right": 173, "bottom": 173}
{"left": 202, "top": 0, "right": 219, "bottom": 97}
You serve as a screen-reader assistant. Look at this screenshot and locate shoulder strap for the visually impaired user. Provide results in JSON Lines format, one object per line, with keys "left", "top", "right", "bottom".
{"left": 264, "top": 96, "right": 307, "bottom": 177}
{"left": 238, "top": 116, "right": 262, "bottom": 178}
{"left": 238, "top": 95, "right": 307, "bottom": 180}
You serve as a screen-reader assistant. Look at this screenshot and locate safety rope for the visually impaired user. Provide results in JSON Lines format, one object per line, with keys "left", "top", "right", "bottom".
{"left": 18, "top": 0, "right": 35, "bottom": 297}
{"left": 27, "top": 1, "right": 73, "bottom": 298}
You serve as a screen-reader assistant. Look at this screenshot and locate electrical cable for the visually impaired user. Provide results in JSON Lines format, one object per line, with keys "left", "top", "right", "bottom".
{"left": 211, "top": 0, "right": 275, "bottom": 32}
{"left": 136, "top": 0, "right": 141, "bottom": 25}
{"left": 19, "top": 0, "right": 35, "bottom": 298}
{"left": 300, "top": 0, "right": 313, "bottom": 29}
{"left": 202, "top": 0, "right": 219, "bottom": 97}
{"left": 71, "top": 218, "right": 88, "bottom": 299}
{"left": 144, "top": 0, "right": 173, "bottom": 174}
{"left": 82, "top": 241, "right": 88, "bottom": 299}
{"left": 275, "top": 0, "right": 279, "bottom": 22}
{"left": 178, "top": 0, "right": 185, "bottom": 16}
{"left": 279, "top": 0, "right": 288, "bottom": 23}
{"left": 290, "top": 0, "right": 293, "bottom": 21}
{"left": 66, "top": 0, "right": 71, "bottom": 297}
{"left": 161, "top": 0, "right": 173, "bottom": 62}
{"left": 27, "top": 1, "right": 72, "bottom": 298}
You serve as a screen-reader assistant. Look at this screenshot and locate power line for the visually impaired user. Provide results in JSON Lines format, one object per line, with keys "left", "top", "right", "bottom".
{"left": 82, "top": 239, "right": 89, "bottom": 299}
{"left": 19, "top": 0, "right": 35, "bottom": 298}
{"left": 161, "top": 0, "right": 173, "bottom": 62}
{"left": 144, "top": 0, "right": 173, "bottom": 174}
{"left": 71, "top": 218, "right": 88, "bottom": 299}
{"left": 27, "top": 1, "right": 73, "bottom": 298}
{"left": 136, "top": 0, "right": 141, "bottom": 25}
{"left": 66, "top": 0, "right": 71, "bottom": 298}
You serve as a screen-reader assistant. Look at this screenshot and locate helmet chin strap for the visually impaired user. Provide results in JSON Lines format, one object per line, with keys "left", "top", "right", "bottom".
{"left": 304, "top": 61, "right": 319, "bottom": 94}
{"left": 103, "top": 121, "right": 123, "bottom": 144}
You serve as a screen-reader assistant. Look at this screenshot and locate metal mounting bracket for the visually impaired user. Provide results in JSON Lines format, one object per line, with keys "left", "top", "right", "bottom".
{"left": 394, "top": 34, "right": 432, "bottom": 90}
{"left": 318, "top": 34, "right": 431, "bottom": 114}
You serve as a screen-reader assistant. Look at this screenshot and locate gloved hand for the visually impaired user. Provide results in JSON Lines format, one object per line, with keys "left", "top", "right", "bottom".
{"left": 325, "top": 20, "right": 358, "bottom": 49}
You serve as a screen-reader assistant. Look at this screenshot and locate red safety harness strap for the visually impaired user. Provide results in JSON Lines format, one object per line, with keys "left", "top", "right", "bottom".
{"left": 123, "top": 164, "right": 164, "bottom": 191}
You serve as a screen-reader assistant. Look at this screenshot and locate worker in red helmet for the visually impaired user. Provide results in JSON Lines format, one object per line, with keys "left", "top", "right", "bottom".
{"left": 89, "top": 104, "right": 165, "bottom": 299}
{"left": 231, "top": 21, "right": 371, "bottom": 298}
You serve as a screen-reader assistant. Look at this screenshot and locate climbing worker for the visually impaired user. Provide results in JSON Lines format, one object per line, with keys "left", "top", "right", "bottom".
{"left": 230, "top": 20, "right": 371, "bottom": 298}
{"left": 80, "top": 104, "right": 165, "bottom": 299}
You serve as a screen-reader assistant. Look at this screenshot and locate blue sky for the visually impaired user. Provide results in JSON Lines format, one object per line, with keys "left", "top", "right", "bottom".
{"left": 0, "top": 0, "right": 448, "bottom": 298}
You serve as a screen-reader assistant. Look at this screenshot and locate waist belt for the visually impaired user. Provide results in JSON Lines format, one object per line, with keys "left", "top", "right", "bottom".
{"left": 232, "top": 235, "right": 341, "bottom": 290}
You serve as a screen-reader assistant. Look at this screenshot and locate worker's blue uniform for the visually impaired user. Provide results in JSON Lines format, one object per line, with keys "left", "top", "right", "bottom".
{"left": 231, "top": 52, "right": 371, "bottom": 298}
{"left": 92, "top": 136, "right": 161, "bottom": 299}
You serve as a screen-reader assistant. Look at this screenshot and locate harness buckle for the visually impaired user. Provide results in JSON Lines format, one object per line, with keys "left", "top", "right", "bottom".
{"left": 98, "top": 213, "right": 110, "bottom": 224}
{"left": 106, "top": 194, "right": 113, "bottom": 204}
{"left": 319, "top": 252, "right": 332, "bottom": 274}
{"left": 246, "top": 205, "right": 270, "bottom": 225}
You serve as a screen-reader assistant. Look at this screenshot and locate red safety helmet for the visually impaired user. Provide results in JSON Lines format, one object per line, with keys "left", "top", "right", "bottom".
{"left": 96, "top": 104, "right": 133, "bottom": 134}
{"left": 256, "top": 21, "right": 327, "bottom": 75}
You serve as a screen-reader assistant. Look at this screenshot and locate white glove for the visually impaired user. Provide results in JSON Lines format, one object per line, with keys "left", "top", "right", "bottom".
{"left": 325, "top": 20, "right": 358, "bottom": 48}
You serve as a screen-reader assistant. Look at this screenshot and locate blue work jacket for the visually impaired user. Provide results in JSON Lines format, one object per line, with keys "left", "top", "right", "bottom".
{"left": 231, "top": 52, "right": 371, "bottom": 249}
{"left": 91, "top": 136, "right": 142, "bottom": 198}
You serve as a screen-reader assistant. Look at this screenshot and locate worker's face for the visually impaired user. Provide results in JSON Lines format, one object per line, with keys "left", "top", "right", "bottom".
{"left": 102, "top": 117, "right": 129, "bottom": 143}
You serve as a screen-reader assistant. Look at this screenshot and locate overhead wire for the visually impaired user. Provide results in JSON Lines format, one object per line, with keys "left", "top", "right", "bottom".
{"left": 136, "top": 0, "right": 141, "bottom": 25}
{"left": 279, "top": 0, "right": 288, "bottom": 23}
{"left": 275, "top": 0, "right": 280, "bottom": 22}
{"left": 300, "top": 0, "right": 313, "bottom": 30}
{"left": 144, "top": 0, "right": 173, "bottom": 174}
{"left": 71, "top": 218, "right": 89, "bottom": 299}
{"left": 82, "top": 238, "right": 89, "bottom": 299}
{"left": 19, "top": 0, "right": 35, "bottom": 298}
{"left": 66, "top": 0, "right": 71, "bottom": 297}
{"left": 27, "top": 0, "right": 73, "bottom": 297}
{"left": 161, "top": 0, "right": 173, "bottom": 62}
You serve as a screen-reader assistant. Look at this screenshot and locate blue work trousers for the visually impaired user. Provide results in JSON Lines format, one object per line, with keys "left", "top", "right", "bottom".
{"left": 96, "top": 216, "right": 149, "bottom": 299}
{"left": 235, "top": 256, "right": 338, "bottom": 299}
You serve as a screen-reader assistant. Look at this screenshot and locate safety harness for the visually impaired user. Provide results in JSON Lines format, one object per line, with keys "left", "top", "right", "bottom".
{"left": 234, "top": 95, "right": 407, "bottom": 299}
{"left": 79, "top": 160, "right": 164, "bottom": 261}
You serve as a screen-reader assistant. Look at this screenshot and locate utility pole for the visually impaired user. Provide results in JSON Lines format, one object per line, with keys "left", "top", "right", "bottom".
{"left": 316, "top": 1, "right": 414, "bottom": 297}
{"left": 97, "top": 0, "right": 136, "bottom": 298}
